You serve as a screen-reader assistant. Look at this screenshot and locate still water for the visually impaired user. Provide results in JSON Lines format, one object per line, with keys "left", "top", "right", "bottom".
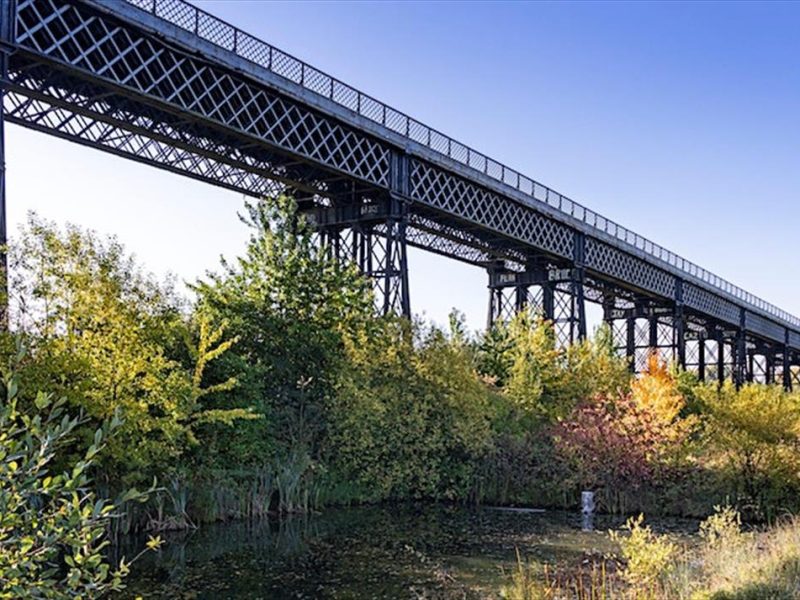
{"left": 121, "top": 504, "right": 696, "bottom": 599}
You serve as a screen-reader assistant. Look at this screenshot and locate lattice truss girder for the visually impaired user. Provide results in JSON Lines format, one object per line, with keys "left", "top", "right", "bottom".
{"left": 6, "top": 62, "right": 358, "bottom": 194}
{"left": 406, "top": 213, "right": 527, "bottom": 268}
{"left": 12, "top": 0, "right": 393, "bottom": 187}
{"left": 4, "top": 89, "right": 290, "bottom": 197}
{"left": 410, "top": 159, "right": 576, "bottom": 261}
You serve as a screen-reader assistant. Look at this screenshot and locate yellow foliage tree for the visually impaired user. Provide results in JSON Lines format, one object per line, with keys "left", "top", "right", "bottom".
{"left": 632, "top": 352, "right": 686, "bottom": 426}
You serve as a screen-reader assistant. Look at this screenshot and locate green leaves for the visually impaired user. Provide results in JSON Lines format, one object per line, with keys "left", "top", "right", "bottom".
{"left": 0, "top": 351, "right": 158, "bottom": 597}
{"left": 34, "top": 392, "right": 51, "bottom": 411}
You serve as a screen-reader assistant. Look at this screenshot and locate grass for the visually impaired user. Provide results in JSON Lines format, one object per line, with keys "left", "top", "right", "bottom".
{"left": 501, "top": 509, "right": 800, "bottom": 600}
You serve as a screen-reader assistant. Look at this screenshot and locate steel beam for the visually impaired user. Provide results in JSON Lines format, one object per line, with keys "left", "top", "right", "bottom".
{"left": 675, "top": 280, "right": 686, "bottom": 369}
{"left": 698, "top": 333, "right": 706, "bottom": 382}
{"left": 0, "top": 0, "right": 16, "bottom": 321}
{"left": 785, "top": 330, "right": 792, "bottom": 391}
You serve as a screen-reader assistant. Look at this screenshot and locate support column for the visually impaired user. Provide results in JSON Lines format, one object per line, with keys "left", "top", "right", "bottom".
{"left": 784, "top": 329, "right": 792, "bottom": 391}
{"left": 735, "top": 310, "right": 747, "bottom": 388}
{"left": 648, "top": 313, "right": 658, "bottom": 354}
{"left": 626, "top": 314, "right": 636, "bottom": 373}
{"left": 382, "top": 196, "right": 410, "bottom": 317}
{"left": 387, "top": 150, "right": 411, "bottom": 318}
{"left": 542, "top": 281, "right": 555, "bottom": 323}
{"left": 716, "top": 330, "right": 725, "bottom": 385}
{"left": 698, "top": 333, "right": 706, "bottom": 382}
{"left": 0, "top": 0, "right": 13, "bottom": 322}
{"left": 486, "top": 261, "right": 511, "bottom": 328}
{"left": 306, "top": 195, "right": 409, "bottom": 318}
{"left": 765, "top": 351, "right": 774, "bottom": 385}
{"left": 514, "top": 283, "right": 528, "bottom": 314}
{"left": 675, "top": 280, "right": 686, "bottom": 370}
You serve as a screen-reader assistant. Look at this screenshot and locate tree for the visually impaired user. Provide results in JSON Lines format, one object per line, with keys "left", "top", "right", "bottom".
{"left": 698, "top": 383, "right": 800, "bottom": 518}
{"left": 0, "top": 346, "right": 160, "bottom": 598}
{"left": 6, "top": 213, "right": 246, "bottom": 490}
{"left": 326, "top": 317, "right": 494, "bottom": 502}
{"left": 193, "top": 196, "right": 374, "bottom": 508}
{"left": 554, "top": 355, "right": 695, "bottom": 513}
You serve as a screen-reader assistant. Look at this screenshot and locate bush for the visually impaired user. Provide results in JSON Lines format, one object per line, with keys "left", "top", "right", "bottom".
{"left": 0, "top": 346, "right": 160, "bottom": 597}
{"left": 553, "top": 355, "right": 696, "bottom": 513}
{"left": 611, "top": 514, "right": 678, "bottom": 593}
{"left": 698, "top": 383, "right": 800, "bottom": 520}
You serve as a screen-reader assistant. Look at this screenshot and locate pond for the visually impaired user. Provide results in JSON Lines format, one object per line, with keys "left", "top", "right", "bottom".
{"left": 120, "top": 504, "right": 698, "bottom": 599}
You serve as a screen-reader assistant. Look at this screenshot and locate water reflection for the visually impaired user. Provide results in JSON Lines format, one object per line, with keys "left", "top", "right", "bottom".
{"left": 121, "top": 505, "right": 695, "bottom": 599}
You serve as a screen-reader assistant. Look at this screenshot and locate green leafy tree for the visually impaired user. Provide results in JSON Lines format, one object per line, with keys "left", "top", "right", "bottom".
{"left": 194, "top": 196, "right": 373, "bottom": 507}
{"left": 6, "top": 214, "right": 246, "bottom": 491}
{"left": 0, "top": 347, "right": 161, "bottom": 598}
{"left": 698, "top": 383, "right": 800, "bottom": 518}
{"left": 327, "top": 317, "right": 493, "bottom": 502}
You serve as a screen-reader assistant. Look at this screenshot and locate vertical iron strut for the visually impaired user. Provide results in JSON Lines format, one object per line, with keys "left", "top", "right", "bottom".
{"left": 735, "top": 309, "right": 747, "bottom": 388}
{"left": 697, "top": 332, "right": 706, "bottom": 381}
{"left": 784, "top": 329, "right": 792, "bottom": 391}
{"left": 388, "top": 150, "right": 411, "bottom": 318}
{"left": 0, "top": 0, "right": 15, "bottom": 322}
{"left": 674, "top": 279, "right": 686, "bottom": 369}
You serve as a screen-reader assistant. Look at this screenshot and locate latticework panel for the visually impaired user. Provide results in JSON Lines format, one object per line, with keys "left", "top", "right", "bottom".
{"left": 410, "top": 160, "right": 575, "bottom": 259}
{"left": 14, "top": 0, "right": 392, "bottom": 187}
{"left": 552, "top": 282, "right": 582, "bottom": 347}
{"left": 683, "top": 283, "right": 741, "bottom": 328}
{"left": 749, "top": 354, "right": 769, "bottom": 384}
{"left": 632, "top": 318, "right": 651, "bottom": 373}
{"left": 791, "top": 331, "right": 800, "bottom": 351}
{"left": 4, "top": 91, "right": 286, "bottom": 197}
{"left": 685, "top": 339, "right": 702, "bottom": 374}
{"left": 745, "top": 312, "right": 786, "bottom": 345}
{"left": 585, "top": 240, "right": 675, "bottom": 299}
{"left": 611, "top": 319, "right": 627, "bottom": 350}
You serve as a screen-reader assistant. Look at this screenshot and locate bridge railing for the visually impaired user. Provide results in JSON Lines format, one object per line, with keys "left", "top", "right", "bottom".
{"left": 124, "top": 0, "right": 800, "bottom": 330}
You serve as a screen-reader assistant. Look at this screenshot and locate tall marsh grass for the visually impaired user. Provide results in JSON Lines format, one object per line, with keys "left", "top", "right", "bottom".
{"left": 503, "top": 508, "right": 800, "bottom": 600}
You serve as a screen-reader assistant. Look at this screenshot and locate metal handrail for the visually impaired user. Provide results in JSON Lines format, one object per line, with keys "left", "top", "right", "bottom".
{"left": 124, "top": 0, "right": 800, "bottom": 329}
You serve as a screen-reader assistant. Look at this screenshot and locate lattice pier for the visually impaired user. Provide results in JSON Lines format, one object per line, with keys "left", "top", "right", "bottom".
{"left": 487, "top": 259, "right": 587, "bottom": 346}
{"left": 303, "top": 196, "right": 410, "bottom": 317}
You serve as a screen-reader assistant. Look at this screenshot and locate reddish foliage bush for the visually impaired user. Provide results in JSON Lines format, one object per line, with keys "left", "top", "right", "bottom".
{"left": 553, "top": 355, "right": 695, "bottom": 511}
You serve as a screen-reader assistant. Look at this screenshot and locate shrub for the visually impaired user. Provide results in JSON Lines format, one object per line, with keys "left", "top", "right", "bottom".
{"left": 0, "top": 347, "right": 160, "bottom": 597}
{"left": 698, "top": 383, "right": 800, "bottom": 519}
{"left": 611, "top": 514, "right": 678, "bottom": 592}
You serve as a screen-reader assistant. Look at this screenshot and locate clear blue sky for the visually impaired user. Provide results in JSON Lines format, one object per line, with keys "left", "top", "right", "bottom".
{"left": 7, "top": 0, "right": 800, "bottom": 333}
